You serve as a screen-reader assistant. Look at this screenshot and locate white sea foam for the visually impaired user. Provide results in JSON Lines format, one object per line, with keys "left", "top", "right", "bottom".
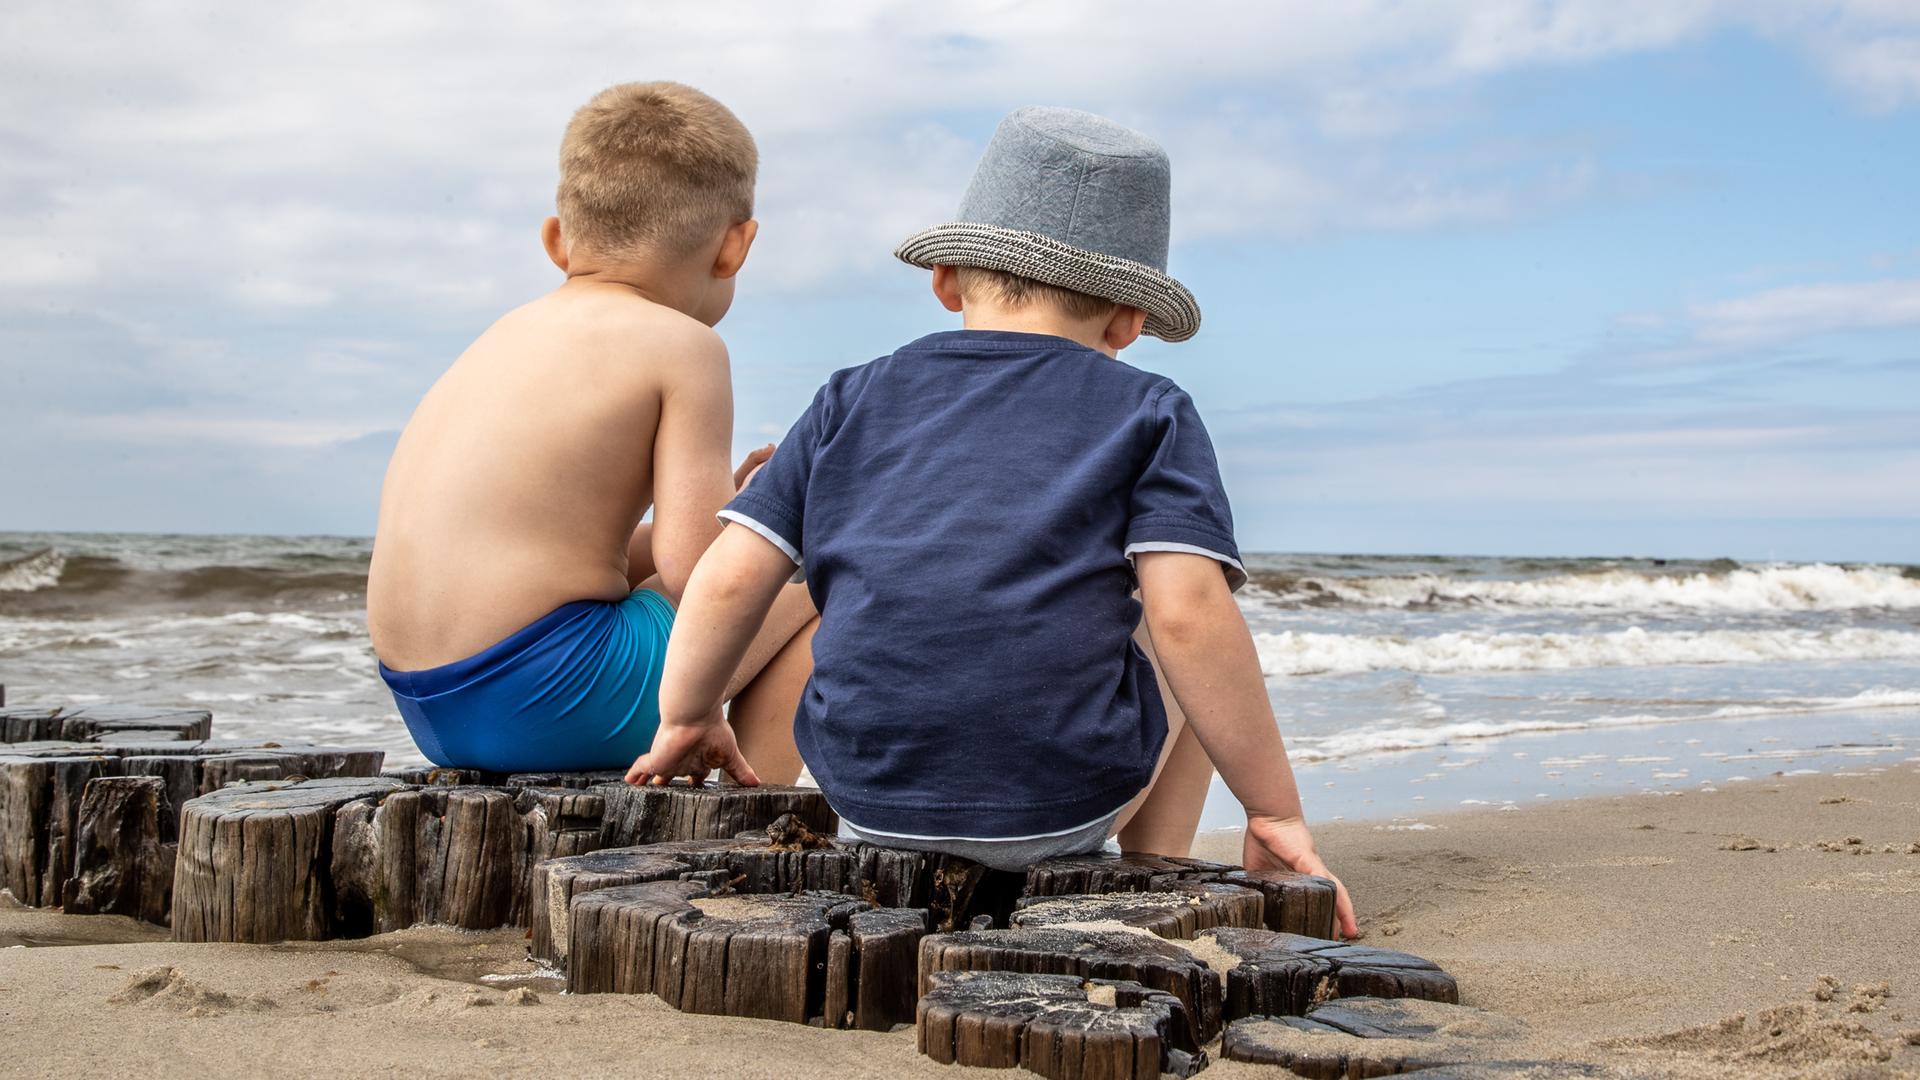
{"left": 1290, "top": 687, "right": 1920, "bottom": 762}
{"left": 0, "top": 549, "right": 65, "bottom": 592}
{"left": 1267, "top": 563, "right": 1920, "bottom": 611}
{"left": 1254, "top": 625, "right": 1920, "bottom": 677}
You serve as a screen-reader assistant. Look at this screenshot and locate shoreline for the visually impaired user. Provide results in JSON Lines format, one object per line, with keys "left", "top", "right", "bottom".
{"left": 5, "top": 768, "right": 1917, "bottom": 1077}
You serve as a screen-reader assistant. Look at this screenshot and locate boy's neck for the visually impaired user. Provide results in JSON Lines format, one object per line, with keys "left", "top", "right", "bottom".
{"left": 561, "top": 263, "right": 705, "bottom": 317}
{"left": 960, "top": 305, "right": 1119, "bottom": 358}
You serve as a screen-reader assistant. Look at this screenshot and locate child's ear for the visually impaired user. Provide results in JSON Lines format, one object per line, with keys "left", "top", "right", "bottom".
{"left": 1103, "top": 305, "right": 1147, "bottom": 352}
{"left": 713, "top": 219, "right": 758, "bottom": 280}
{"left": 541, "top": 217, "right": 568, "bottom": 272}
{"left": 931, "top": 265, "right": 965, "bottom": 313}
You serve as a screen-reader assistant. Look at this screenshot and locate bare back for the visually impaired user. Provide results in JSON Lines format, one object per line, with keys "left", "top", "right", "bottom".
{"left": 368, "top": 282, "right": 734, "bottom": 670}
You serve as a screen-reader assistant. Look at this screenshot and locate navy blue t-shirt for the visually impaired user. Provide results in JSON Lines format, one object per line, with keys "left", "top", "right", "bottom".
{"left": 722, "top": 330, "right": 1244, "bottom": 838}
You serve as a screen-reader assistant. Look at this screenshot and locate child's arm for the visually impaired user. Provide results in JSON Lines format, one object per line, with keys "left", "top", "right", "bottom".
{"left": 624, "top": 523, "right": 794, "bottom": 787}
{"left": 625, "top": 445, "right": 773, "bottom": 590}
{"left": 646, "top": 332, "right": 738, "bottom": 603}
{"left": 1136, "top": 550, "right": 1359, "bottom": 939}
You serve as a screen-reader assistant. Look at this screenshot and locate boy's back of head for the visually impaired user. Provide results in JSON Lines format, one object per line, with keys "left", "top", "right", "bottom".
{"left": 557, "top": 81, "right": 758, "bottom": 263}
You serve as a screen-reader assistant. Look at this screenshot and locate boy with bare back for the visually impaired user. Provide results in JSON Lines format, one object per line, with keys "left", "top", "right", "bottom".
{"left": 367, "top": 83, "right": 815, "bottom": 772}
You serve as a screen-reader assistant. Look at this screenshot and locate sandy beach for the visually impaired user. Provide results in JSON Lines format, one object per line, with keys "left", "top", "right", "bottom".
{"left": 2, "top": 767, "right": 1914, "bottom": 1079}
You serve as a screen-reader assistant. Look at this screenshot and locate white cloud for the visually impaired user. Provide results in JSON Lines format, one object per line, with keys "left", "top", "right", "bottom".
{"left": 1689, "top": 278, "right": 1920, "bottom": 346}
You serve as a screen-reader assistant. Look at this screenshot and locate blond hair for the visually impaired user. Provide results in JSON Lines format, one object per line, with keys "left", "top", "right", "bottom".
{"left": 953, "top": 266, "right": 1118, "bottom": 322}
{"left": 557, "top": 81, "right": 757, "bottom": 259}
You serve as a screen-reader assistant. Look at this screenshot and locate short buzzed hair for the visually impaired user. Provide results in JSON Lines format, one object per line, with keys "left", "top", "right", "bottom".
{"left": 557, "top": 81, "right": 757, "bottom": 259}
{"left": 953, "top": 266, "right": 1119, "bottom": 322}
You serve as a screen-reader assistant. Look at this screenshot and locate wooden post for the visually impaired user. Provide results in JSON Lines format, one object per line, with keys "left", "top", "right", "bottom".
{"left": 0, "top": 751, "right": 116, "bottom": 906}
{"left": 61, "top": 775, "right": 175, "bottom": 923}
{"left": 595, "top": 779, "right": 837, "bottom": 846}
{"left": 329, "top": 784, "right": 606, "bottom": 935}
{"left": 566, "top": 878, "right": 929, "bottom": 1028}
{"left": 918, "top": 925, "right": 1225, "bottom": 1045}
{"left": 1010, "top": 880, "right": 1265, "bottom": 939}
{"left": 1223, "top": 867, "right": 1340, "bottom": 937}
{"left": 917, "top": 970, "right": 1207, "bottom": 1080}
{"left": 0, "top": 705, "right": 211, "bottom": 744}
{"left": 1203, "top": 927, "right": 1460, "bottom": 1020}
{"left": 170, "top": 778, "right": 407, "bottom": 943}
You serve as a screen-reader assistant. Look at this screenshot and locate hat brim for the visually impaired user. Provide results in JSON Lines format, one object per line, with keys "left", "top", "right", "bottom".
{"left": 894, "top": 223, "right": 1201, "bottom": 343}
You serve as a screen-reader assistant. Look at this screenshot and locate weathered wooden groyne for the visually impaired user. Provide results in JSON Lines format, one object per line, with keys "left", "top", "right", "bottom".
{"left": 4, "top": 700, "right": 1594, "bottom": 1078}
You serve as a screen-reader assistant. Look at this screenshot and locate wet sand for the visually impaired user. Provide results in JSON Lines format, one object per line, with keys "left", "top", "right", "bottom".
{"left": 3, "top": 767, "right": 1917, "bottom": 1078}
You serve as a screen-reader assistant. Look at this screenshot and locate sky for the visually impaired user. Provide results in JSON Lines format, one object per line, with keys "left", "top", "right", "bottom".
{"left": 1, "top": 1, "right": 1917, "bottom": 562}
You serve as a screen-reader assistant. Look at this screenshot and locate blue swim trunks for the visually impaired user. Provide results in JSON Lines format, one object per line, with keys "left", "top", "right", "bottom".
{"left": 378, "top": 589, "right": 675, "bottom": 773}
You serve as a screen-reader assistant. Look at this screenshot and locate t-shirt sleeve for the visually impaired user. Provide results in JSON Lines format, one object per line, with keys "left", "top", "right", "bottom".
{"left": 719, "top": 388, "right": 824, "bottom": 584}
{"left": 1124, "top": 384, "right": 1247, "bottom": 592}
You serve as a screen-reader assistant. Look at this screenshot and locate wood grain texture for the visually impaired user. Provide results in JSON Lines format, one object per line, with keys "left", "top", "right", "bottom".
{"left": 918, "top": 926, "right": 1225, "bottom": 1045}
{"left": 1011, "top": 880, "right": 1265, "bottom": 939}
{"left": 565, "top": 879, "right": 928, "bottom": 1028}
{"left": 916, "top": 970, "right": 1206, "bottom": 1080}
{"left": 171, "top": 777, "right": 408, "bottom": 943}
{"left": 1223, "top": 867, "right": 1341, "bottom": 937}
{"left": 0, "top": 741, "right": 384, "bottom": 914}
{"left": 0, "top": 705, "right": 211, "bottom": 745}
{"left": 328, "top": 784, "right": 606, "bottom": 934}
{"left": 594, "top": 780, "right": 838, "bottom": 846}
{"left": 61, "top": 775, "right": 175, "bottom": 922}
{"left": 1204, "top": 928, "right": 1461, "bottom": 1020}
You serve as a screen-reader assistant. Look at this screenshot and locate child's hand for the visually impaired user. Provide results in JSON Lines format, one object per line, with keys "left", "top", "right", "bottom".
{"left": 733, "top": 443, "right": 774, "bottom": 493}
{"left": 625, "top": 708, "right": 761, "bottom": 788}
{"left": 1244, "top": 813, "right": 1359, "bottom": 940}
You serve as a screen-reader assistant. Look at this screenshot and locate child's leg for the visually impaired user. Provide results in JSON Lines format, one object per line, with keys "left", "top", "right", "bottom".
{"left": 1111, "top": 616, "right": 1216, "bottom": 857}
{"left": 721, "top": 598, "right": 818, "bottom": 784}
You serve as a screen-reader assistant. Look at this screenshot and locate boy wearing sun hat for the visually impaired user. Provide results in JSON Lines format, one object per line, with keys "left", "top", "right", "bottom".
{"left": 629, "top": 107, "right": 1355, "bottom": 937}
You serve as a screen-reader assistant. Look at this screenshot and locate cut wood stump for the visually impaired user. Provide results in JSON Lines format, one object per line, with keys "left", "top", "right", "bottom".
{"left": 1024, "top": 852, "right": 1338, "bottom": 940}
{"left": 0, "top": 741, "right": 384, "bottom": 913}
{"left": 917, "top": 970, "right": 1206, "bottom": 1080}
{"left": 528, "top": 822, "right": 1005, "bottom": 967}
{"left": 1221, "top": 996, "right": 1539, "bottom": 1077}
{"left": 918, "top": 926, "right": 1225, "bottom": 1045}
{"left": 566, "top": 879, "right": 929, "bottom": 1029}
{"left": 0, "top": 705, "right": 211, "bottom": 745}
{"left": 1011, "top": 881, "right": 1265, "bottom": 940}
{"left": 595, "top": 779, "right": 837, "bottom": 846}
{"left": 1203, "top": 928, "right": 1460, "bottom": 1020}
{"left": 329, "top": 783, "right": 606, "bottom": 934}
{"left": 1223, "top": 868, "right": 1341, "bottom": 937}
{"left": 171, "top": 777, "right": 407, "bottom": 943}
{"left": 62, "top": 775, "right": 174, "bottom": 923}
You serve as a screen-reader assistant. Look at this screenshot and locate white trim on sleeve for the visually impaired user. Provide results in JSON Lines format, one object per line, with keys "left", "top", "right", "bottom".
{"left": 1123, "top": 541, "right": 1248, "bottom": 592}
{"left": 717, "top": 509, "right": 805, "bottom": 584}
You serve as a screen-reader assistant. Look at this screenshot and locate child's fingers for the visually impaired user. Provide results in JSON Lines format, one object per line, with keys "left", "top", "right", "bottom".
{"left": 1332, "top": 879, "right": 1359, "bottom": 939}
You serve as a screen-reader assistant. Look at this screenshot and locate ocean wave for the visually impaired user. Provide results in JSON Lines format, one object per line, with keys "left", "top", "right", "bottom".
{"left": 1291, "top": 687, "right": 1920, "bottom": 761}
{"left": 0, "top": 548, "right": 67, "bottom": 592}
{"left": 0, "top": 546, "right": 366, "bottom": 614}
{"left": 1248, "top": 563, "right": 1920, "bottom": 612}
{"left": 1254, "top": 625, "right": 1920, "bottom": 677}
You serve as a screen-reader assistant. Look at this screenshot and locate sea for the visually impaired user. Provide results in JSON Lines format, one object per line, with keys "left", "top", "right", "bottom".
{"left": 3, "top": 532, "right": 1917, "bottom": 828}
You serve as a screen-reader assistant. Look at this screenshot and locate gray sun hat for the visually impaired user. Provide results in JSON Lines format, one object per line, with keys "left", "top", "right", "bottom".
{"left": 894, "top": 106, "right": 1200, "bottom": 342}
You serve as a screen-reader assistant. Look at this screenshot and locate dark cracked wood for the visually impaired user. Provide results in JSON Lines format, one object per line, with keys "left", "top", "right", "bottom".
{"left": 61, "top": 775, "right": 175, "bottom": 922}
{"left": 918, "top": 926, "right": 1225, "bottom": 1045}
{"left": 1203, "top": 928, "right": 1461, "bottom": 1020}
{"left": 566, "top": 879, "right": 928, "bottom": 1028}
{"left": 171, "top": 778, "right": 408, "bottom": 942}
{"left": 1012, "top": 881, "right": 1266, "bottom": 940}
{"left": 329, "top": 784, "right": 606, "bottom": 934}
{"left": 0, "top": 742, "right": 384, "bottom": 913}
{"left": 0, "top": 705, "right": 211, "bottom": 745}
{"left": 1221, "top": 996, "right": 1539, "bottom": 1077}
{"left": 1024, "top": 852, "right": 1338, "bottom": 940}
{"left": 594, "top": 779, "right": 837, "bottom": 846}
{"left": 529, "top": 825, "right": 1007, "bottom": 967}
{"left": 917, "top": 970, "right": 1206, "bottom": 1080}
{"left": 1224, "top": 867, "right": 1341, "bottom": 937}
